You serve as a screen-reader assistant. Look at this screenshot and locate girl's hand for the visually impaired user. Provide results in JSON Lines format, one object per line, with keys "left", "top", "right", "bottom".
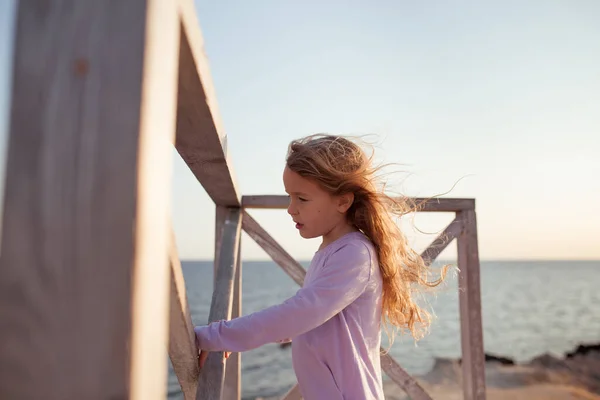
{"left": 198, "top": 350, "right": 231, "bottom": 370}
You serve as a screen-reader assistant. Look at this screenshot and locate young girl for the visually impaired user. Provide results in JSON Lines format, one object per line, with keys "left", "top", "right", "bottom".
{"left": 194, "top": 135, "right": 443, "bottom": 400}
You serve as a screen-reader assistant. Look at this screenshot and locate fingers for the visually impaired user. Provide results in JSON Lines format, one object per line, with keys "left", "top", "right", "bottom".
{"left": 199, "top": 350, "right": 209, "bottom": 369}
{"left": 198, "top": 351, "right": 232, "bottom": 370}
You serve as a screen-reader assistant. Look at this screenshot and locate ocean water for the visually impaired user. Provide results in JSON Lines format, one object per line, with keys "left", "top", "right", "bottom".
{"left": 167, "top": 260, "right": 600, "bottom": 399}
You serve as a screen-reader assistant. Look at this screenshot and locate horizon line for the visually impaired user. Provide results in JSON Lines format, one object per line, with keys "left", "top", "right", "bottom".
{"left": 180, "top": 258, "right": 600, "bottom": 263}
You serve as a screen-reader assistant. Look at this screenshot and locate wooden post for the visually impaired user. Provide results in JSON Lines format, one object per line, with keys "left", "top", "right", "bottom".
{"left": 0, "top": 1, "right": 179, "bottom": 399}
{"left": 214, "top": 204, "right": 242, "bottom": 398}
{"left": 457, "top": 210, "right": 486, "bottom": 400}
{"left": 197, "top": 208, "right": 242, "bottom": 400}
{"left": 168, "top": 230, "right": 200, "bottom": 400}
{"left": 223, "top": 239, "right": 242, "bottom": 399}
{"left": 214, "top": 206, "right": 227, "bottom": 287}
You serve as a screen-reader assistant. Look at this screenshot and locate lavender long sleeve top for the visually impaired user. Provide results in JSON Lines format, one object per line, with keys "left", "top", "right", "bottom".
{"left": 194, "top": 231, "right": 384, "bottom": 399}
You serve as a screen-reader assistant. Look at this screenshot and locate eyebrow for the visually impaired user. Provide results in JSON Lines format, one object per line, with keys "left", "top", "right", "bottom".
{"left": 288, "top": 191, "right": 310, "bottom": 197}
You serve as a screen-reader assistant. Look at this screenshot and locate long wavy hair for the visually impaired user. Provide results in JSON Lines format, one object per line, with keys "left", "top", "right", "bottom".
{"left": 286, "top": 134, "right": 448, "bottom": 342}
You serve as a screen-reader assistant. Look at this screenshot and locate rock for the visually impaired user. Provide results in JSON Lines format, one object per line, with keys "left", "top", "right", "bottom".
{"left": 566, "top": 343, "right": 600, "bottom": 359}
{"left": 484, "top": 353, "right": 515, "bottom": 366}
{"left": 529, "top": 353, "right": 569, "bottom": 370}
{"left": 456, "top": 353, "right": 515, "bottom": 366}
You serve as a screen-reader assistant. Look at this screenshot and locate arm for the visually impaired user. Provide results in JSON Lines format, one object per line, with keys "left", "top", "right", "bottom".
{"left": 194, "top": 241, "right": 372, "bottom": 352}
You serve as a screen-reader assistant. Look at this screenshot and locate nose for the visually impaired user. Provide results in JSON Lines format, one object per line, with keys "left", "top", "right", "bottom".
{"left": 287, "top": 199, "right": 298, "bottom": 216}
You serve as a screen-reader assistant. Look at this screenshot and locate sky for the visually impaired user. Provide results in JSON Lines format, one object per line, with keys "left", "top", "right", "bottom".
{"left": 0, "top": 1, "right": 599, "bottom": 261}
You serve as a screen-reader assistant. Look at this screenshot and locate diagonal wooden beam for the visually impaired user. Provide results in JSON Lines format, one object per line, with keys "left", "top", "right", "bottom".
{"left": 196, "top": 208, "right": 242, "bottom": 400}
{"left": 242, "top": 211, "right": 432, "bottom": 400}
{"left": 280, "top": 382, "right": 302, "bottom": 400}
{"left": 168, "top": 230, "right": 199, "bottom": 400}
{"left": 174, "top": 0, "right": 240, "bottom": 206}
{"left": 242, "top": 195, "right": 474, "bottom": 213}
{"left": 420, "top": 217, "right": 464, "bottom": 266}
{"left": 381, "top": 353, "right": 433, "bottom": 400}
{"left": 241, "top": 211, "right": 306, "bottom": 286}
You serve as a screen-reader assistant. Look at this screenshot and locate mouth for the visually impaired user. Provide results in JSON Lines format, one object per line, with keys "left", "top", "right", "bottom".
{"left": 294, "top": 222, "right": 304, "bottom": 230}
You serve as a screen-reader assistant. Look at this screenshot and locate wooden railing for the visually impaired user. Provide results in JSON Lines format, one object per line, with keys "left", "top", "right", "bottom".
{"left": 0, "top": 2, "right": 484, "bottom": 400}
{"left": 240, "top": 197, "right": 485, "bottom": 400}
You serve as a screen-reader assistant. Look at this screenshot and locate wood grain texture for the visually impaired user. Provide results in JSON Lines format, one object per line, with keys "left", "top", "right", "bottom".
{"left": 242, "top": 195, "right": 475, "bottom": 212}
{"left": 168, "top": 230, "right": 200, "bottom": 400}
{"left": 242, "top": 211, "right": 432, "bottom": 399}
{"left": 214, "top": 205, "right": 227, "bottom": 287}
{"left": 223, "top": 240, "right": 242, "bottom": 400}
{"left": 457, "top": 210, "right": 487, "bottom": 400}
{"left": 420, "top": 216, "right": 464, "bottom": 266}
{"left": 174, "top": 0, "right": 240, "bottom": 206}
{"left": 0, "top": 1, "right": 179, "bottom": 399}
{"left": 196, "top": 208, "right": 242, "bottom": 400}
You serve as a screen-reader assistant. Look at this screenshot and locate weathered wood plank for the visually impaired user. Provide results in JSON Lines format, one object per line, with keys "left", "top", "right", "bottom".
{"left": 174, "top": 0, "right": 240, "bottom": 206}
{"left": 242, "top": 211, "right": 306, "bottom": 286}
{"left": 421, "top": 216, "right": 464, "bottom": 266}
{"left": 0, "top": 1, "right": 179, "bottom": 399}
{"left": 214, "top": 206, "right": 227, "bottom": 287}
{"left": 242, "top": 195, "right": 474, "bottom": 212}
{"left": 242, "top": 211, "right": 431, "bottom": 399}
{"left": 381, "top": 353, "right": 433, "bottom": 400}
{"left": 168, "top": 230, "right": 199, "bottom": 400}
{"left": 223, "top": 240, "right": 242, "bottom": 400}
{"left": 196, "top": 208, "right": 242, "bottom": 400}
{"left": 280, "top": 383, "right": 303, "bottom": 400}
{"left": 457, "top": 210, "right": 486, "bottom": 400}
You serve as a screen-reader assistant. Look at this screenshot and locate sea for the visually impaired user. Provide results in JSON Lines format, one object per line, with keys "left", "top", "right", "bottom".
{"left": 166, "top": 260, "right": 600, "bottom": 399}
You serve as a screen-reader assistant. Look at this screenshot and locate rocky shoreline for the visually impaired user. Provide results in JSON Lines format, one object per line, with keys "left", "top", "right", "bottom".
{"left": 386, "top": 343, "right": 600, "bottom": 399}
{"left": 260, "top": 343, "right": 600, "bottom": 399}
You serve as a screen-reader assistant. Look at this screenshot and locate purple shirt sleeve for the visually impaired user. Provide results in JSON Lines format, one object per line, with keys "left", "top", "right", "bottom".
{"left": 194, "top": 242, "right": 372, "bottom": 352}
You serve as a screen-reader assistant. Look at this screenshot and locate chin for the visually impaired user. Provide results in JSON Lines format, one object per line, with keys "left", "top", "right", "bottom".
{"left": 299, "top": 230, "right": 319, "bottom": 239}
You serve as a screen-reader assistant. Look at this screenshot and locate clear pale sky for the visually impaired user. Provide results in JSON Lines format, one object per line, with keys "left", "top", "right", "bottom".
{"left": 0, "top": 1, "right": 598, "bottom": 261}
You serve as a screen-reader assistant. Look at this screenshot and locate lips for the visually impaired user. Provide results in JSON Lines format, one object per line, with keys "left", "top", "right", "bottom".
{"left": 294, "top": 221, "right": 304, "bottom": 230}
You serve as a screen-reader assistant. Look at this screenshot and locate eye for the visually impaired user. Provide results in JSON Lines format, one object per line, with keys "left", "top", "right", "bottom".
{"left": 298, "top": 197, "right": 308, "bottom": 202}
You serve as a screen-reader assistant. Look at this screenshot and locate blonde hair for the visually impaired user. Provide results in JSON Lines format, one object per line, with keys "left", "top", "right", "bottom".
{"left": 286, "top": 134, "right": 448, "bottom": 342}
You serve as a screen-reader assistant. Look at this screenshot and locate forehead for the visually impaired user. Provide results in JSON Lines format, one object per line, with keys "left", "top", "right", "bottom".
{"left": 282, "top": 167, "right": 323, "bottom": 194}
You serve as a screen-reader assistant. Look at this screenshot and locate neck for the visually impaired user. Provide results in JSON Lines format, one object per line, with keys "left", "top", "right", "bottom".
{"left": 320, "top": 222, "right": 357, "bottom": 251}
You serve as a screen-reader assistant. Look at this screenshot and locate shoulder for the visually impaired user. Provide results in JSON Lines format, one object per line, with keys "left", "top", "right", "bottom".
{"left": 325, "top": 232, "right": 376, "bottom": 274}
{"left": 330, "top": 232, "right": 375, "bottom": 258}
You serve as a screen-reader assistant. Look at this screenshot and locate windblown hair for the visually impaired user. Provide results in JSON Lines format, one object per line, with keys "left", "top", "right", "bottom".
{"left": 286, "top": 134, "right": 448, "bottom": 342}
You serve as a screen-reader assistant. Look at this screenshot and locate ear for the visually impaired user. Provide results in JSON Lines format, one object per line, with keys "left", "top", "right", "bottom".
{"left": 337, "top": 193, "right": 354, "bottom": 213}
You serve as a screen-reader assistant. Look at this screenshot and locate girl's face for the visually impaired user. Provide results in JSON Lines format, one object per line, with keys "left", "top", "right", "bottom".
{"left": 283, "top": 166, "right": 354, "bottom": 243}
